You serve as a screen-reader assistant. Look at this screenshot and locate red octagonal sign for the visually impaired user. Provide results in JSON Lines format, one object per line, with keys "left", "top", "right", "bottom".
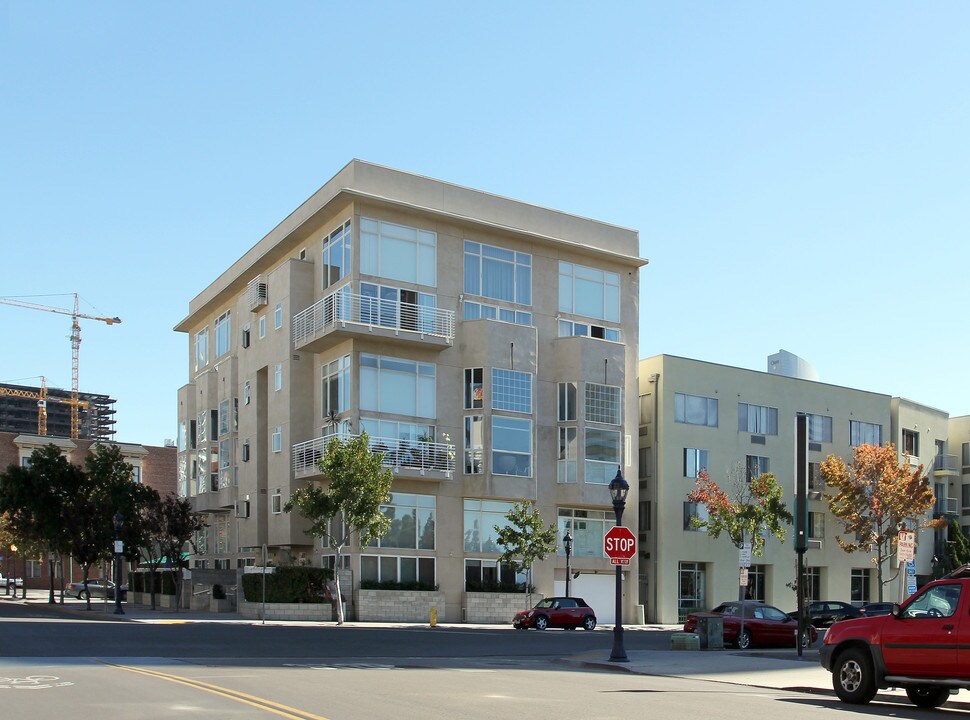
{"left": 604, "top": 526, "right": 636, "bottom": 565}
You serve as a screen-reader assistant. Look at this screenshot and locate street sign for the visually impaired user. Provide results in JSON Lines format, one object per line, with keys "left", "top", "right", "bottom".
{"left": 739, "top": 568, "right": 749, "bottom": 587}
{"left": 604, "top": 526, "right": 636, "bottom": 565}
{"left": 898, "top": 531, "right": 915, "bottom": 562}
{"left": 739, "top": 542, "right": 752, "bottom": 568}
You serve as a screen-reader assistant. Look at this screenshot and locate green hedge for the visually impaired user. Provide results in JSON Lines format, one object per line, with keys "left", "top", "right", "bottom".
{"left": 241, "top": 566, "right": 333, "bottom": 603}
{"left": 131, "top": 570, "right": 178, "bottom": 595}
{"left": 464, "top": 580, "right": 532, "bottom": 594}
{"left": 359, "top": 579, "right": 439, "bottom": 592}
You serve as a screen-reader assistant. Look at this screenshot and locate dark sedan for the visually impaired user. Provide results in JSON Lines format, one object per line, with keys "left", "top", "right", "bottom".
{"left": 512, "top": 596, "right": 597, "bottom": 630}
{"left": 685, "top": 600, "right": 817, "bottom": 650}
{"left": 787, "top": 600, "right": 864, "bottom": 627}
{"left": 860, "top": 601, "right": 895, "bottom": 616}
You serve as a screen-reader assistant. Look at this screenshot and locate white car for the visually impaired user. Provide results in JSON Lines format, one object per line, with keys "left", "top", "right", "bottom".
{"left": 0, "top": 574, "right": 24, "bottom": 589}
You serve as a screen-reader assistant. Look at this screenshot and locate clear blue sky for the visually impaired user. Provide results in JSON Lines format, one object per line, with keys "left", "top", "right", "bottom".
{"left": 2, "top": 2, "right": 968, "bottom": 445}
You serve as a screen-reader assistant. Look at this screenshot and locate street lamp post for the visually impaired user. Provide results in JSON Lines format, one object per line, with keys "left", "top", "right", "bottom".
{"left": 113, "top": 512, "right": 125, "bottom": 615}
{"left": 608, "top": 467, "right": 629, "bottom": 662}
{"left": 563, "top": 531, "right": 573, "bottom": 598}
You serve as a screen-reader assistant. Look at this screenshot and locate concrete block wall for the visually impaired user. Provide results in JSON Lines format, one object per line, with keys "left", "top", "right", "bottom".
{"left": 238, "top": 598, "right": 332, "bottom": 621}
{"left": 464, "top": 592, "right": 543, "bottom": 623}
{"left": 356, "top": 589, "right": 445, "bottom": 623}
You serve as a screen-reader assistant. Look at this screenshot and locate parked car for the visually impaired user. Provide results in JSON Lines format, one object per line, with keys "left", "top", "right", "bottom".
{"left": 0, "top": 574, "right": 24, "bottom": 589}
{"left": 512, "top": 596, "right": 597, "bottom": 630}
{"left": 787, "top": 600, "right": 865, "bottom": 628}
{"left": 822, "top": 565, "right": 970, "bottom": 708}
{"left": 860, "top": 601, "right": 894, "bottom": 617}
{"left": 685, "top": 600, "right": 817, "bottom": 650}
{"left": 66, "top": 579, "right": 127, "bottom": 601}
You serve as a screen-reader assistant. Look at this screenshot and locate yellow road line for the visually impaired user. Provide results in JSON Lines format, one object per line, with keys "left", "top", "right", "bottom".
{"left": 102, "top": 661, "right": 332, "bottom": 720}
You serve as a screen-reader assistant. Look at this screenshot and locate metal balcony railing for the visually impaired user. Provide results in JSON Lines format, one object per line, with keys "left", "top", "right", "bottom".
{"left": 933, "top": 454, "right": 959, "bottom": 474}
{"left": 292, "top": 289, "right": 455, "bottom": 347}
{"left": 292, "top": 433, "right": 455, "bottom": 476}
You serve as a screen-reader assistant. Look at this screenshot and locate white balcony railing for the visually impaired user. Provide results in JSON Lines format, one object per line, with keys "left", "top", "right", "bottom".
{"left": 292, "top": 433, "right": 455, "bottom": 476}
{"left": 293, "top": 289, "right": 455, "bottom": 347}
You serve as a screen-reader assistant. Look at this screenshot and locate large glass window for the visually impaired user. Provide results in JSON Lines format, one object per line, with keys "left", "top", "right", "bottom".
{"left": 675, "top": 392, "right": 718, "bottom": 427}
{"left": 585, "top": 428, "right": 620, "bottom": 484}
{"left": 558, "top": 508, "right": 612, "bottom": 558}
{"left": 464, "top": 416, "right": 483, "bottom": 474}
{"left": 492, "top": 369, "right": 532, "bottom": 414}
{"left": 360, "top": 353, "right": 436, "bottom": 418}
{"left": 360, "top": 282, "right": 437, "bottom": 332}
{"left": 738, "top": 403, "right": 778, "bottom": 435}
{"left": 559, "top": 261, "right": 619, "bottom": 322}
{"left": 322, "top": 219, "right": 352, "bottom": 290}
{"left": 850, "top": 420, "right": 882, "bottom": 447}
{"left": 194, "top": 327, "right": 209, "bottom": 371}
{"left": 586, "top": 383, "right": 621, "bottom": 425}
{"left": 463, "top": 240, "right": 531, "bottom": 305}
{"left": 360, "top": 555, "right": 435, "bottom": 586}
{"left": 218, "top": 399, "right": 231, "bottom": 438}
{"left": 678, "top": 562, "right": 707, "bottom": 621}
{"left": 464, "top": 559, "right": 526, "bottom": 590}
{"left": 745, "top": 455, "right": 769, "bottom": 482}
{"left": 558, "top": 318, "right": 620, "bottom": 342}
{"left": 851, "top": 568, "right": 871, "bottom": 605}
{"left": 558, "top": 382, "right": 577, "bottom": 421}
{"left": 492, "top": 416, "right": 532, "bottom": 476}
{"left": 558, "top": 427, "right": 578, "bottom": 483}
{"left": 462, "top": 300, "right": 532, "bottom": 326}
{"left": 322, "top": 354, "right": 351, "bottom": 417}
{"left": 359, "top": 418, "right": 433, "bottom": 446}
{"left": 464, "top": 499, "right": 517, "bottom": 553}
{"left": 803, "top": 413, "right": 833, "bottom": 443}
{"left": 368, "top": 493, "right": 435, "bottom": 550}
{"left": 360, "top": 217, "right": 436, "bottom": 287}
{"left": 214, "top": 310, "right": 231, "bottom": 358}
{"left": 683, "top": 448, "right": 708, "bottom": 478}
{"left": 683, "top": 502, "right": 709, "bottom": 530}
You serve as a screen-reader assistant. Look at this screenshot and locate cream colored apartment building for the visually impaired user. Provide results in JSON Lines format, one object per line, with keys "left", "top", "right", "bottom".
{"left": 175, "top": 160, "right": 645, "bottom": 623}
{"left": 638, "top": 353, "right": 960, "bottom": 625}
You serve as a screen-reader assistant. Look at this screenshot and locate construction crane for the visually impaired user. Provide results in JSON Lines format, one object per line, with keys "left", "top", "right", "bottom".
{"left": 0, "top": 376, "right": 89, "bottom": 436}
{"left": 0, "top": 294, "right": 120, "bottom": 439}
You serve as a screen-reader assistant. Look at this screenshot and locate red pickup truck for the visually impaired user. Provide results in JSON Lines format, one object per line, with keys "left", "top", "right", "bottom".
{"left": 820, "top": 565, "right": 970, "bottom": 708}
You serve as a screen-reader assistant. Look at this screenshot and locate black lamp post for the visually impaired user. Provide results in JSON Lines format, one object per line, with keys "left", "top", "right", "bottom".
{"left": 113, "top": 512, "right": 125, "bottom": 615}
{"left": 608, "top": 466, "right": 629, "bottom": 662}
{"left": 563, "top": 531, "right": 573, "bottom": 598}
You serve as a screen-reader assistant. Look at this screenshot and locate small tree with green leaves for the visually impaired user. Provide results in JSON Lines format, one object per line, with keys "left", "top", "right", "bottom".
{"left": 155, "top": 493, "right": 207, "bottom": 611}
{"left": 494, "top": 500, "right": 558, "bottom": 609}
{"left": 285, "top": 433, "right": 393, "bottom": 624}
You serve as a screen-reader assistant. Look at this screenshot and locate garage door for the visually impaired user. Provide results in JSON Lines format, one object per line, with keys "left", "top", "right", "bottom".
{"left": 554, "top": 574, "right": 619, "bottom": 625}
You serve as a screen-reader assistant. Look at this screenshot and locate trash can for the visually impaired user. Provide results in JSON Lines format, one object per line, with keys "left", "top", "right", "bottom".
{"left": 696, "top": 615, "right": 723, "bottom": 649}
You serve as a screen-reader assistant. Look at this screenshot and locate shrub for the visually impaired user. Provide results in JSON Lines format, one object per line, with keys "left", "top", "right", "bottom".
{"left": 359, "top": 579, "right": 439, "bottom": 592}
{"left": 212, "top": 584, "right": 226, "bottom": 600}
{"left": 464, "top": 579, "right": 532, "bottom": 594}
{"left": 241, "top": 566, "right": 333, "bottom": 603}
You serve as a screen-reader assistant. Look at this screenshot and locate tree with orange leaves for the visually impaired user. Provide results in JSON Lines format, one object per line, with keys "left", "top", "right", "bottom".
{"left": 820, "top": 442, "right": 944, "bottom": 601}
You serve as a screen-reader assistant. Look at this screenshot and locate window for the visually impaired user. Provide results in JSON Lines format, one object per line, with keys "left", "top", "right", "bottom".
{"left": 558, "top": 508, "right": 614, "bottom": 558}
{"left": 194, "top": 328, "right": 209, "bottom": 371}
{"left": 558, "top": 318, "right": 620, "bottom": 342}
{"left": 464, "top": 559, "right": 526, "bottom": 590}
{"left": 218, "top": 399, "right": 230, "bottom": 438}
{"left": 463, "top": 300, "right": 532, "bottom": 326}
{"left": 809, "top": 511, "right": 825, "bottom": 539}
{"left": 215, "top": 310, "right": 231, "bottom": 358}
{"left": 558, "top": 261, "right": 619, "bottom": 322}
{"left": 683, "top": 448, "right": 709, "bottom": 478}
{"left": 683, "top": 502, "right": 709, "bottom": 531}
{"left": 272, "top": 425, "right": 282, "bottom": 453}
{"left": 586, "top": 383, "right": 620, "bottom": 425}
{"left": 244, "top": 381, "right": 251, "bottom": 406}
{"left": 274, "top": 363, "right": 283, "bottom": 391}
{"left": 747, "top": 564, "right": 766, "bottom": 602}
{"left": 805, "top": 567, "right": 821, "bottom": 603}
{"left": 241, "top": 440, "right": 250, "bottom": 462}
{"left": 963, "top": 442, "right": 970, "bottom": 470}
{"left": 745, "top": 455, "right": 770, "bottom": 482}
{"left": 242, "top": 323, "right": 251, "bottom": 349}
{"left": 271, "top": 491, "right": 282, "bottom": 514}
{"left": 851, "top": 568, "right": 871, "bottom": 605}
{"left": 322, "top": 354, "right": 351, "bottom": 417}
{"left": 678, "top": 562, "right": 707, "bottom": 620}
{"left": 463, "top": 240, "right": 531, "bottom": 305}
{"left": 360, "top": 555, "right": 436, "bottom": 587}
{"left": 359, "top": 418, "right": 432, "bottom": 446}
{"left": 360, "top": 282, "right": 437, "bottom": 332}
{"left": 902, "top": 429, "right": 919, "bottom": 456}
{"left": 491, "top": 369, "right": 532, "bottom": 413}
{"left": 738, "top": 403, "right": 778, "bottom": 435}
{"left": 274, "top": 303, "right": 283, "bottom": 330}
{"left": 464, "top": 416, "right": 483, "bottom": 474}
{"left": 130, "top": 464, "right": 141, "bottom": 484}
{"left": 464, "top": 499, "right": 517, "bottom": 553}
{"left": 585, "top": 428, "right": 620, "bottom": 484}
{"left": 464, "top": 368, "right": 483, "bottom": 409}
{"left": 803, "top": 413, "right": 833, "bottom": 443}
{"left": 368, "top": 493, "right": 435, "bottom": 550}
{"left": 558, "top": 382, "right": 577, "bottom": 421}
{"left": 360, "top": 354, "right": 436, "bottom": 418}
{"left": 492, "top": 416, "right": 531, "bottom": 476}
{"left": 361, "top": 217, "right": 436, "bottom": 287}
{"left": 322, "top": 219, "right": 352, "bottom": 290}
{"left": 558, "top": 427, "right": 578, "bottom": 483}
{"left": 809, "top": 462, "right": 824, "bottom": 491}
{"left": 674, "top": 392, "right": 718, "bottom": 427}
{"left": 850, "top": 420, "right": 882, "bottom": 447}
{"left": 259, "top": 316, "right": 266, "bottom": 338}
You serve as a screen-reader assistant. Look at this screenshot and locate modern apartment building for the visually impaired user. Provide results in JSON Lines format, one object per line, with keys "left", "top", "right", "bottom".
{"left": 175, "top": 160, "right": 645, "bottom": 623}
{"left": 638, "top": 352, "right": 959, "bottom": 624}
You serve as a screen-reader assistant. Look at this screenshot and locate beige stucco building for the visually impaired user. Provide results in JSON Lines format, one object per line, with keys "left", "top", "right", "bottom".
{"left": 638, "top": 352, "right": 960, "bottom": 624}
{"left": 175, "top": 160, "right": 645, "bottom": 623}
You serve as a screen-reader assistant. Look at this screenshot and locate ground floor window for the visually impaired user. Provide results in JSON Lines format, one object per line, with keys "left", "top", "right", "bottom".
{"left": 320, "top": 554, "right": 350, "bottom": 571}
{"left": 747, "top": 564, "right": 766, "bottom": 602}
{"left": 850, "top": 568, "right": 870, "bottom": 606}
{"left": 360, "top": 555, "right": 435, "bottom": 587}
{"left": 557, "top": 508, "right": 612, "bottom": 558}
{"left": 464, "top": 559, "right": 526, "bottom": 591}
{"left": 678, "top": 561, "right": 706, "bottom": 622}
{"left": 805, "top": 566, "right": 821, "bottom": 603}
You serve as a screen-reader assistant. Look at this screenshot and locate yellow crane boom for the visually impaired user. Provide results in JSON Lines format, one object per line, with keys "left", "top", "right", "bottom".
{"left": 0, "top": 294, "right": 120, "bottom": 439}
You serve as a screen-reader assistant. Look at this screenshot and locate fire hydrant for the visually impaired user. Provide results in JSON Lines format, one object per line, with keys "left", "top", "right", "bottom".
{"left": 430, "top": 608, "right": 438, "bottom": 627}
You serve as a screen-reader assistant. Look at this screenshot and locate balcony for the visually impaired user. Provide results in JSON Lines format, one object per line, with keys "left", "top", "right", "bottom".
{"left": 935, "top": 496, "right": 959, "bottom": 517}
{"left": 293, "top": 289, "right": 454, "bottom": 352}
{"left": 933, "top": 454, "right": 959, "bottom": 477}
{"left": 293, "top": 433, "right": 455, "bottom": 481}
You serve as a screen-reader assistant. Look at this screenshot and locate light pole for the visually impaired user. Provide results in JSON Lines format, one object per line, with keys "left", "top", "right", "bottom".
{"left": 113, "top": 512, "right": 125, "bottom": 615}
{"left": 609, "top": 467, "right": 629, "bottom": 662}
{"left": 563, "top": 531, "right": 573, "bottom": 598}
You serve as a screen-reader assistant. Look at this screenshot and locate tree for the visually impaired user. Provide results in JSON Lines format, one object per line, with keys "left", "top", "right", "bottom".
{"left": 820, "top": 442, "right": 945, "bottom": 601}
{"left": 154, "top": 493, "right": 206, "bottom": 612}
{"left": 932, "top": 519, "right": 970, "bottom": 579}
{"left": 285, "top": 432, "right": 393, "bottom": 624}
{"left": 134, "top": 487, "right": 165, "bottom": 609}
{"left": 494, "top": 500, "right": 558, "bottom": 609}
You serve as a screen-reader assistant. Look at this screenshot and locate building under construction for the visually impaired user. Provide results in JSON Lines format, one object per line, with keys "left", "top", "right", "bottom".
{"left": 0, "top": 382, "right": 116, "bottom": 441}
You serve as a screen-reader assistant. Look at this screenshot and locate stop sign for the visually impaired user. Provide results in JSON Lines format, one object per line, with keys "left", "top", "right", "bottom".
{"left": 604, "top": 526, "right": 636, "bottom": 565}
